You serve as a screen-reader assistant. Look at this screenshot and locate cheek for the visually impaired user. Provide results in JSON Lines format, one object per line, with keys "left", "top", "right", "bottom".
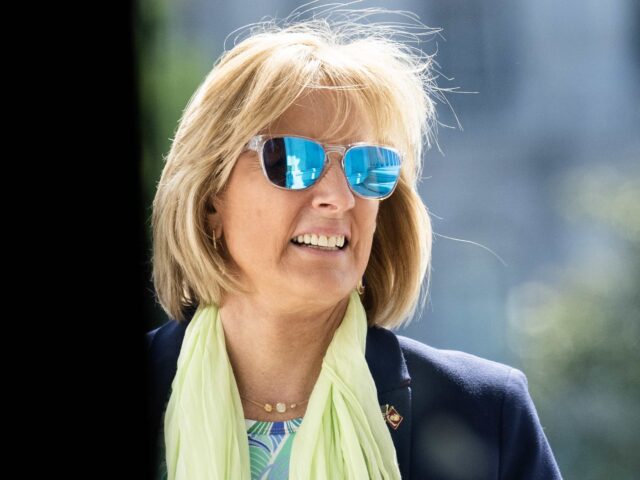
{"left": 228, "top": 212, "right": 265, "bottom": 255}
{"left": 354, "top": 203, "right": 379, "bottom": 256}
{"left": 225, "top": 198, "right": 290, "bottom": 259}
{"left": 362, "top": 203, "right": 380, "bottom": 236}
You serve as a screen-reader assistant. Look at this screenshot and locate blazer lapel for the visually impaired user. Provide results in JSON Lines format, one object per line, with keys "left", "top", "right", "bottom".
{"left": 148, "top": 310, "right": 413, "bottom": 479}
{"left": 365, "top": 326, "right": 413, "bottom": 480}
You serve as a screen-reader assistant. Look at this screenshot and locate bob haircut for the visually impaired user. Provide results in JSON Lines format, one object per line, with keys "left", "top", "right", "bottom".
{"left": 151, "top": 10, "right": 443, "bottom": 328}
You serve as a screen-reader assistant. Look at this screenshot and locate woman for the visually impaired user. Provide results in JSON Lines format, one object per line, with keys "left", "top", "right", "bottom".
{"left": 146, "top": 13, "right": 562, "bottom": 480}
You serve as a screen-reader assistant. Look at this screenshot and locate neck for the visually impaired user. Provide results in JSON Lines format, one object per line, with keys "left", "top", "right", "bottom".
{"left": 218, "top": 292, "right": 350, "bottom": 421}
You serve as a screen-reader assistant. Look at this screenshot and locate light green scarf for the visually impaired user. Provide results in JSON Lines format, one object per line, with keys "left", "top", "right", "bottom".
{"left": 163, "top": 289, "right": 402, "bottom": 479}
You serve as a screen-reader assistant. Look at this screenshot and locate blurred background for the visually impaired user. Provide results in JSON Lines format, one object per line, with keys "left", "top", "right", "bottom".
{"left": 137, "top": 0, "right": 639, "bottom": 477}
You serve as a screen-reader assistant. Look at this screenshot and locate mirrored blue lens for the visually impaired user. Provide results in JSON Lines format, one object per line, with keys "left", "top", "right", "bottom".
{"left": 262, "top": 137, "right": 401, "bottom": 198}
{"left": 262, "top": 137, "right": 325, "bottom": 189}
{"left": 344, "top": 146, "right": 402, "bottom": 198}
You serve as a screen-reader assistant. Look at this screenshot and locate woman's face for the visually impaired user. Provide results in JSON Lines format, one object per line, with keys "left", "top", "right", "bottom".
{"left": 209, "top": 92, "right": 380, "bottom": 306}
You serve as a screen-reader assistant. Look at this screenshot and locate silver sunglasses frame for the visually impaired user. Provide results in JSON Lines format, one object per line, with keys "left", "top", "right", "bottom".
{"left": 243, "top": 133, "right": 404, "bottom": 200}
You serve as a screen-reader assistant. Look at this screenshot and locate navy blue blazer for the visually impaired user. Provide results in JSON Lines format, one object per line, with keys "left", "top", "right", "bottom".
{"left": 146, "top": 306, "right": 562, "bottom": 479}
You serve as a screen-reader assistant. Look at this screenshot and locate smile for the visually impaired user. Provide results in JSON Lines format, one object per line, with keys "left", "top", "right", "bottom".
{"left": 290, "top": 234, "right": 349, "bottom": 250}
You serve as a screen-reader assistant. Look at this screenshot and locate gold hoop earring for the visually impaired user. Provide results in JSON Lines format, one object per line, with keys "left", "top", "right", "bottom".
{"left": 212, "top": 233, "right": 218, "bottom": 250}
{"left": 356, "top": 278, "right": 365, "bottom": 295}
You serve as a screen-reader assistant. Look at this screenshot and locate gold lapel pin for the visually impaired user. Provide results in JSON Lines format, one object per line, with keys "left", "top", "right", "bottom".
{"left": 380, "top": 404, "right": 404, "bottom": 430}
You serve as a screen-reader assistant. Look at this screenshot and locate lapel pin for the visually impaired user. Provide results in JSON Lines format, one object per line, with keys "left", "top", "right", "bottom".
{"left": 380, "top": 403, "right": 403, "bottom": 430}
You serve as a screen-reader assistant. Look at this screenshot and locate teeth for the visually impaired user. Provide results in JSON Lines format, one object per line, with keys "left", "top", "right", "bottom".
{"left": 292, "top": 233, "right": 346, "bottom": 248}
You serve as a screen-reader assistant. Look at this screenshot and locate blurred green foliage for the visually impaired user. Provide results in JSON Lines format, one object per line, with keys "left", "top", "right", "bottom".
{"left": 136, "top": 0, "right": 211, "bottom": 325}
{"left": 506, "top": 165, "right": 640, "bottom": 479}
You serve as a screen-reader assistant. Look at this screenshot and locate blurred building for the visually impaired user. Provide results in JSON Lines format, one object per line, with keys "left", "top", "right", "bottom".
{"left": 152, "top": 0, "right": 640, "bottom": 365}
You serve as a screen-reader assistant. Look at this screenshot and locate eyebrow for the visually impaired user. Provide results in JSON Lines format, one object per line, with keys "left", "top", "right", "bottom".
{"left": 263, "top": 133, "right": 380, "bottom": 145}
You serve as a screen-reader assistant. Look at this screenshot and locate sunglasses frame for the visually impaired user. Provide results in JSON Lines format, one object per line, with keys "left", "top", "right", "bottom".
{"left": 243, "top": 133, "right": 404, "bottom": 200}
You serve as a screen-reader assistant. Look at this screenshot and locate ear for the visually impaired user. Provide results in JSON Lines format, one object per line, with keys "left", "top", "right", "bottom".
{"left": 206, "top": 194, "right": 223, "bottom": 239}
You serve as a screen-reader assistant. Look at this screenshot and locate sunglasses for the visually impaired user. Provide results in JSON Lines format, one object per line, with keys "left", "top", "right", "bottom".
{"left": 243, "top": 134, "right": 403, "bottom": 200}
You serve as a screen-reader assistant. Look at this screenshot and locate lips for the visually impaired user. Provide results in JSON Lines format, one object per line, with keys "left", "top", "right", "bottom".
{"left": 290, "top": 237, "right": 349, "bottom": 250}
{"left": 290, "top": 241, "right": 347, "bottom": 256}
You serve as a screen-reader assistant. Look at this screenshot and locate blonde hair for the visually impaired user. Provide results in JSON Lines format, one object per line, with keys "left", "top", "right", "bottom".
{"left": 151, "top": 7, "right": 443, "bottom": 328}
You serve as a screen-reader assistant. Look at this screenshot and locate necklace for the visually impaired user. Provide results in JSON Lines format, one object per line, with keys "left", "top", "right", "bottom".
{"left": 240, "top": 395, "right": 310, "bottom": 414}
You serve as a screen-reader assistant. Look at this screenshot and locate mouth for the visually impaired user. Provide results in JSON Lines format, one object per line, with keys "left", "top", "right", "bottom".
{"left": 289, "top": 237, "right": 349, "bottom": 251}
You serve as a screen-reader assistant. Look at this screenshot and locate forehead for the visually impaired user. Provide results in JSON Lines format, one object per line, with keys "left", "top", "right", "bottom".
{"left": 263, "top": 90, "right": 377, "bottom": 144}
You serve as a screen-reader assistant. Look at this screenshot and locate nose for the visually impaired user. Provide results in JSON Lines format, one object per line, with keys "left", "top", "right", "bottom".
{"left": 310, "top": 151, "right": 356, "bottom": 212}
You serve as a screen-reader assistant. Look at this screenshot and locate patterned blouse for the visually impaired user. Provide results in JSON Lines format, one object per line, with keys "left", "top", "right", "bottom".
{"left": 245, "top": 417, "right": 304, "bottom": 479}
{"left": 156, "top": 405, "right": 393, "bottom": 479}
{"left": 155, "top": 416, "right": 304, "bottom": 480}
